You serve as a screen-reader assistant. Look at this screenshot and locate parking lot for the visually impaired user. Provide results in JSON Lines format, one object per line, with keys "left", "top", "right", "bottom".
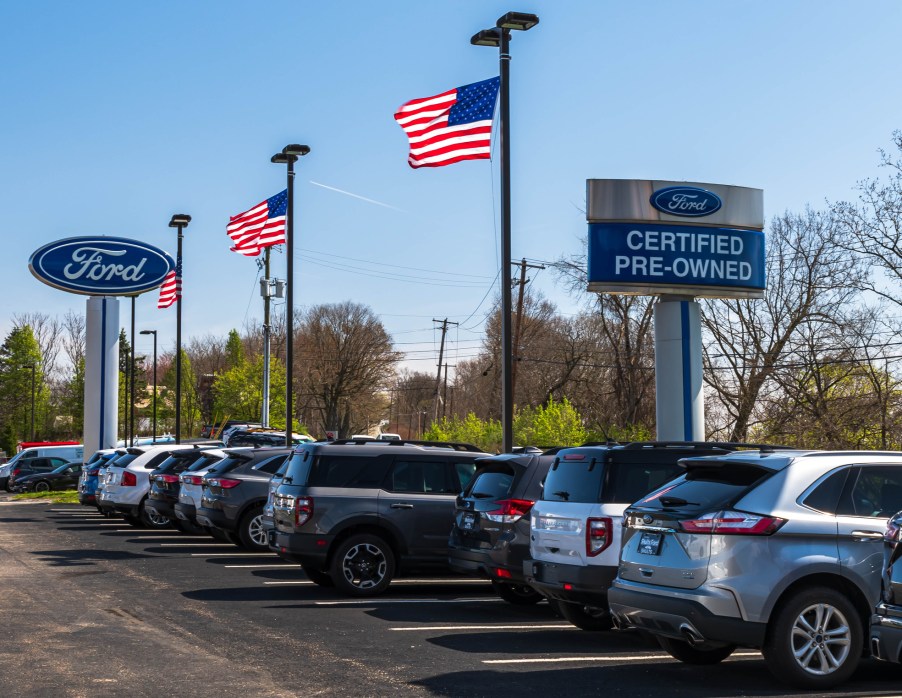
{"left": 1, "top": 497, "right": 901, "bottom": 698}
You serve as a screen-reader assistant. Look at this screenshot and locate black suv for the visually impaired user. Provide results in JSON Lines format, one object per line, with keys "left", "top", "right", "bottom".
{"left": 449, "top": 451, "right": 558, "bottom": 605}
{"left": 270, "top": 439, "right": 486, "bottom": 596}
{"left": 195, "top": 447, "right": 291, "bottom": 550}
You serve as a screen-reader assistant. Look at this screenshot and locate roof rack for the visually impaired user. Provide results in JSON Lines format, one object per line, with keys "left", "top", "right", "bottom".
{"left": 320, "top": 439, "right": 484, "bottom": 453}
{"left": 617, "top": 441, "right": 793, "bottom": 452}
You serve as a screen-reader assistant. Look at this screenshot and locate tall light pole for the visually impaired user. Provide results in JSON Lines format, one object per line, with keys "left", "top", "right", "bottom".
{"left": 140, "top": 329, "right": 158, "bottom": 443}
{"left": 271, "top": 144, "right": 310, "bottom": 448}
{"left": 169, "top": 213, "right": 191, "bottom": 443}
{"left": 25, "top": 363, "right": 36, "bottom": 441}
{"left": 471, "top": 11, "right": 539, "bottom": 453}
{"left": 129, "top": 295, "right": 136, "bottom": 447}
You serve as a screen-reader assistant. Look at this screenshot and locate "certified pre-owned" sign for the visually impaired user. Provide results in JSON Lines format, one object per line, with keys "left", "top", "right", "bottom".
{"left": 29, "top": 236, "right": 175, "bottom": 296}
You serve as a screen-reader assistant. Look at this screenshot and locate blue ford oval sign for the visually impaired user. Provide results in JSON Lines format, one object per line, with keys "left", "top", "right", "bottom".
{"left": 29, "top": 236, "right": 175, "bottom": 296}
{"left": 650, "top": 186, "right": 722, "bottom": 218}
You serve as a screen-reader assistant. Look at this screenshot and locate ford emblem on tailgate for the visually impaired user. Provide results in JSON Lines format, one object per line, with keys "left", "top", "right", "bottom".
{"left": 650, "top": 186, "right": 722, "bottom": 217}
{"left": 29, "top": 236, "right": 175, "bottom": 296}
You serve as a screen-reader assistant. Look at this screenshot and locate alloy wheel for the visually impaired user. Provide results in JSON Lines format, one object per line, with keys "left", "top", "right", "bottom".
{"left": 789, "top": 602, "right": 852, "bottom": 676}
{"left": 341, "top": 543, "right": 388, "bottom": 590}
{"left": 247, "top": 514, "right": 266, "bottom": 546}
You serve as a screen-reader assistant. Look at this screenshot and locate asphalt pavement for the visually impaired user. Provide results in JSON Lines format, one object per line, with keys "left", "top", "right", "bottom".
{"left": 2, "top": 496, "right": 902, "bottom": 697}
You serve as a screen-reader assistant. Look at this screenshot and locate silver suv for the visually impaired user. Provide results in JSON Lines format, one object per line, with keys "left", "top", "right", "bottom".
{"left": 609, "top": 449, "right": 902, "bottom": 689}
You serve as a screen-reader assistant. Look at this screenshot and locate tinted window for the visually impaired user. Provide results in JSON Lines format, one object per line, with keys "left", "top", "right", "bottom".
{"left": 188, "top": 455, "right": 222, "bottom": 472}
{"left": 542, "top": 458, "right": 605, "bottom": 503}
{"left": 468, "top": 470, "right": 514, "bottom": 500}
{"left": 388, "top": 460, "right": 454, "bottom": 494}
{"left": 837, "top": 466, "right": 902, "bottom": 518}
{"left": 802, "top": 468, "right": 849, "bottom": 514}
{"left": 282, "top": 449, "right": 314, "bottom": 485}
{"left": 206, "top": 456, "right": 253, "bottom": 476}
{"left": 634, "top": 462, "right": 772, "bottom": 510}
{"left": 455, "top": 462, "right": 477, "bottom": 491}
{"left": 310, "top": 455, "right": 391, "bottom": 488}
{"left": 144, "top": 452, "right": 173, "bottom": 469}
{"left": 602, "top": 460, "right": 685, "bottom": 504}
{"left": 254, "top": 455, "right": 288, "bottom": 475}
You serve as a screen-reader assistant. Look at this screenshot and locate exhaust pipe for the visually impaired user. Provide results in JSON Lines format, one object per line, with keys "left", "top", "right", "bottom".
{"left": 679, "top": 624, "right": 705, "bottom": 646}
{"left": 871, "top": 637, "right": 882, "bottom": 659}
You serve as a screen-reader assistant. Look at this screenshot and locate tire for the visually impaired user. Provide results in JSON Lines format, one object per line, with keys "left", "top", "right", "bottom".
{"left": 762, "top": 586, "right": 862, "bottom": 689}
{"left": 491, "top": 580, "right": 543, "bottom": 605}
{"left": 657, "top": 635, "right": 736, "bottom": 664}
{"left": 237, "top": 506, "right": 268, "bottom": 551}
{"left": 558, "top": 601, "right": 614, "bottom": 631}
{"left": 34, "top": 481, "right": 51, "bottom": 493}
{"left": 301, "top": 565, "right": 335, "bottom": 587}
{"left": 139, "top": 500, "right": 172, "bottom": 529}
{"left": 329, "top": 534, "right": 395, "bottom": 597}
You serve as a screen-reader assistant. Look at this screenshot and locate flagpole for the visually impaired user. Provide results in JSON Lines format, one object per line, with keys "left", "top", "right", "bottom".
{"left": 471, "top": 12, "right": 539, "bottom": 453}
{"left": 262, "top": 247, "right": 271, "bottom": 428}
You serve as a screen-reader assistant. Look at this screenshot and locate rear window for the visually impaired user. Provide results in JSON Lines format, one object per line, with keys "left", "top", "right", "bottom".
{"left": 111, "top": 453, "right": 137, "bottom": 468}
{"left": 634, "top": 462, "right": 772, "bottom": 510}
{"left": 602, "top": 460, "right": 686, "bottom": 504}
{"left": 468, "top": 470, "right": 515, "bottom": 500}
{"left": 253, "top": 455, "right": 288, "bottom": 474}
{"left": 188, "top": 454, "right": 222, "bottom": 472}
{"left": 542, "top": 457, "right": 606, "bottom": 503}
{"left": 206, "top": 456, "right": 253, "bottom": 476}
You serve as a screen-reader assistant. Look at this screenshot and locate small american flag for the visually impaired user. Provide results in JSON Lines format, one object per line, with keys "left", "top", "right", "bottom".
{"left": 157, "top": 262, "right": 180, "bottom": 309}
{"left": 227, "top": 190, "right": 287, "bottom": 257}
{"left": 394, "top": 77, "right": 500, "bottom": 168}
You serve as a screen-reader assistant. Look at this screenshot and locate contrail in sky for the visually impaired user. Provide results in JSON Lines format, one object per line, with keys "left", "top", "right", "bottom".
{"left": 308, "top": 180, "right": 406, "bottom": 212}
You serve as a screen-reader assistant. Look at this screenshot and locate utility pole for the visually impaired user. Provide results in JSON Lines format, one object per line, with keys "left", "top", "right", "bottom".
{"left": 432, "top": 318, "right": 458, "bottom": 422}
{"left": 511, "top": 258, "right": 545, "bottom": 404}
{"left": 442, "top": 363, "right": 449, "bottom": 419}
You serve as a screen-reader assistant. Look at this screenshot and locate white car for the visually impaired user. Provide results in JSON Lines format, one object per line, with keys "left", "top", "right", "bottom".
{"left": 100, "top": 444, "right": 209, "bottom": 528}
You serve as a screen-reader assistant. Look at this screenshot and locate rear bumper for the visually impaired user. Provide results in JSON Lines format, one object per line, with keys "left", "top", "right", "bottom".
{"left": 448, "top": 544, "right": 529, "bottom": 584}
{"left": 146, "top": 498, "right": 176, "bottom": 519}
{"left": 174, "top": 502, "right": 196, "bottom": 523}
{"left": 268, "top": 529, "right": 334, "bottom": 566}
{"left": 523, "top": 559, "right": 618, "bottom": 605}
{"left": 608, "top": 583, "right": 765, "bottom": 648}
{"left": 114, "top": 503, "right": 139, "bottom": 517}
{"left": 872, "top": 605, "right": 902, "bottom": 663}
{"left": 196, "top": 506, "right": 231, "bottom": 531}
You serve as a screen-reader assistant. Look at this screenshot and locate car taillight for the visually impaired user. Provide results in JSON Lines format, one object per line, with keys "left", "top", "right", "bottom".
{"left": 87, "top": 468, "right": 100, "bottom": 476}
{"left": 294, "top": 497, "right": 313, "bottom": 527}
{"left": 679, "top": 510, "right": 786, "bottom": 535}
{"left": 209, "top": 478, "right": 241, "bottom": 489}
{"left": 160, "top": 474, "right": 179, "bottom": 484}
{"left": 586, "top": 517, "right": 613, "bottom": 556}
{"left": 483, "top": 499, "right": 534, "bottom": 523}
{"left": 182, "top": 475, "right": 203, "bottom": 486}
{"left": 121, "top": 471, "right": 137, "bottom": 487}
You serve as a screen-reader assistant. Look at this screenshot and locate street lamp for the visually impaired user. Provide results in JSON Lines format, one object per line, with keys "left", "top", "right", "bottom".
{"left": 471, "top": 11, "right": 539, "bottom": 453}
{"left": 168, "top": 213, "right": 191, "bottom": 443}
{"left": 140, "top": 329, "right": 158, "bottom": 443}
{"left": 271, "top": 144, "right": 310, "bottom": 448}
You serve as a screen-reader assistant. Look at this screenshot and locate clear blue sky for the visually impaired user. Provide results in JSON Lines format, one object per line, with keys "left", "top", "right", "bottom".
{"left": 2, "top": 1, "right": 901, "bottom": 373}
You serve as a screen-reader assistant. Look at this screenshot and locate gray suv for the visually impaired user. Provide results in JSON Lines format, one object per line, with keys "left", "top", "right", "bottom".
{"left": 609, "top": 449, "right": 902, "bottom": 689}
{"left": 270, "top": 439, "right": 486, "bottom": 596}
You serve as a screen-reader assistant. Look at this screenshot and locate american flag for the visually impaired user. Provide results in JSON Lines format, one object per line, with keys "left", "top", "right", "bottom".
{"left": 394, "top": 77, "right": 500, "bottom": 168}
{"left": 227, "top": 190, "right": 287, "bottom": 257}
{"left": 157, "top": 261, "right": 180, "bottom": 309}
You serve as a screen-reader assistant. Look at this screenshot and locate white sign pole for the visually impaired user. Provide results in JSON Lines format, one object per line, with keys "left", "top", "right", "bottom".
{"left": 83, "top": 296, "right": 120, "bottom": 455}
{"left": 654, "top": 297, "right": 704, "bottom": 441}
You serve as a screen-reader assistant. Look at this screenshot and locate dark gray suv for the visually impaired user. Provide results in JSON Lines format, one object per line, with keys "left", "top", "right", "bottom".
{"left": 270, "top": 439, "right": 486, "bottom": 596}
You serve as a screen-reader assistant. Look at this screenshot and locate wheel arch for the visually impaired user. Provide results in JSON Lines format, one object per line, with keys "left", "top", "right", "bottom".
{"left": 327, "top": 518, "right": 404, "bottom": 573}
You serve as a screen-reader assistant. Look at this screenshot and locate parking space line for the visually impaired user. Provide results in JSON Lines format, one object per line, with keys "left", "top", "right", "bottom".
{"left": 391, "top": 624, "right": 572, "bottom": 631}
{"left": 483, "top": 651, "right": 761, "bottom": 665}
{"left": 112, "top": 529, "right": 181, "bottom": 533}
{"left": 190, "top": 553, "right": 276, "bottom": 557}
{"left": 225, "top": 564, "right": 301, "bottom": 568}
{"left": 159, "top": 543, "right": 235, "bottom": 547}
{"left": 315, "top": 598, "right": 503, "bottom": 605}
{"left": 264, "top": 581, "right": 314, "bottom": 585}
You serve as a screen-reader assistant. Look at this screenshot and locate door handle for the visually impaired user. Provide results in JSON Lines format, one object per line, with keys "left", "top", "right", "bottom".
{"left": 851, "top": 530, "right": 883, "bottom": 539}
{"left": 390, "top": 503, "right": 414, "bottom": 509}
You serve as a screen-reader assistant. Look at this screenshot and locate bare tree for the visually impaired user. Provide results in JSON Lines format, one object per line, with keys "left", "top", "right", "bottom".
{"left": 61, "top": 310, "right": 86, "bottom": 369}
{"left": 702, "top": 209, "right": 867, "bottom": 442}
{"left": 13, "top": 312, "right": 62, "bottom": 379}
{"left": 296, "top": 301, "right": 400, "bottom": 437}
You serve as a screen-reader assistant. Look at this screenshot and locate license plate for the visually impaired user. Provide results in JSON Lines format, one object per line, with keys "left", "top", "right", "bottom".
{"left": 638, "top": 531, "right": 663, "bottom": 555}
{"left": 460, "top": 512, "right": 476, "bottom": 530}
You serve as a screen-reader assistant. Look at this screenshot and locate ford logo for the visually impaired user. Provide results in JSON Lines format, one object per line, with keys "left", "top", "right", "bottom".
{"left": 650, "top": 186, "right": 722, "bottom": 218}
{"left": 29, "top": 236, "right": 175, "bottom": 296}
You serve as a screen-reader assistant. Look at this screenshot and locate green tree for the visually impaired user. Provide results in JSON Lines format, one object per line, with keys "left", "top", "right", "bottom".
{"left": 60, "top": 357, "right": 85, "bottom": 437}
{"left": 0, "top": 325, "right": 48, "bottom": 453}
{"left": 225, "top": 329, "right": 244, "bottom": 367}
{"left": 160, "top": 349, "right": 201, "bottom": 437}
{"left": 514, "top": 397, "right": 587, "bottom": 448}
{"left": 425, "top": 413, "right": 502, "bottom": 453}
{"left": 213, "top": 355, "right": 286, "bottom": 427}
